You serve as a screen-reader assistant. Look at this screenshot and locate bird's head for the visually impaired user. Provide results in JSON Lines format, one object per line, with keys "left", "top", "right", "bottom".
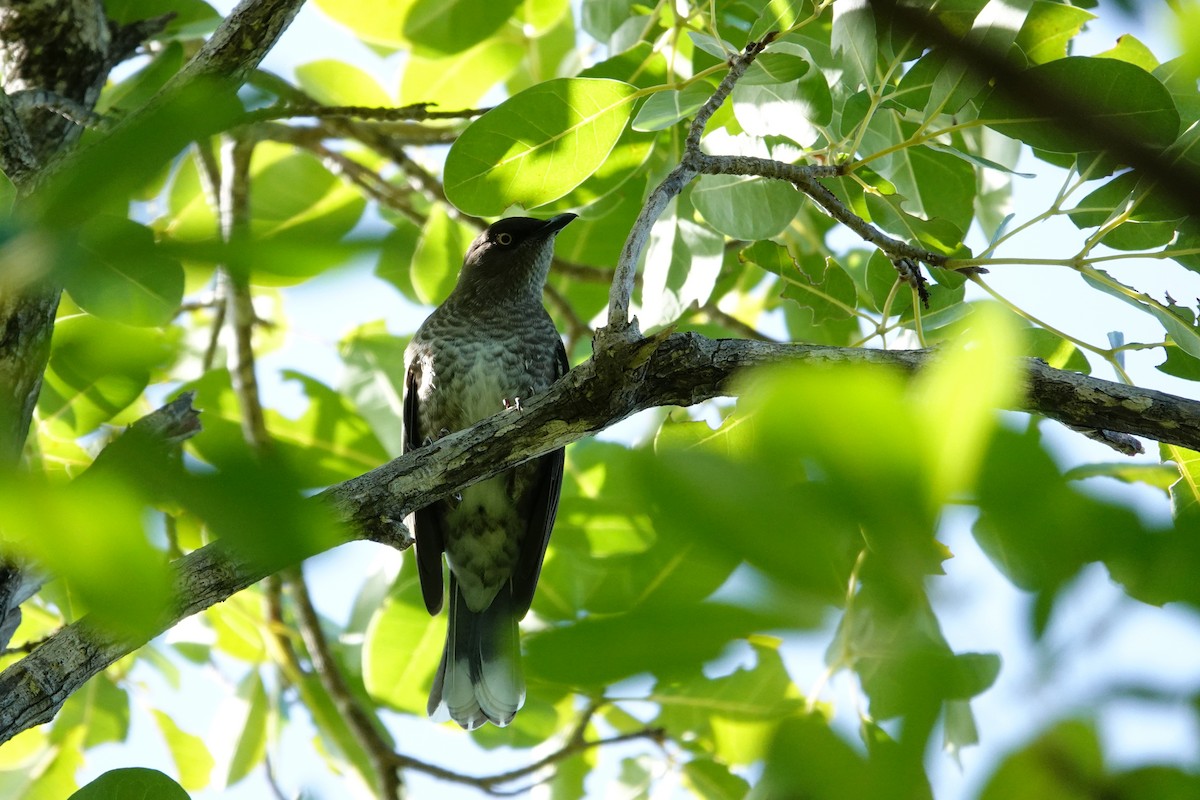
{"left": 453, "top": 213, "right": 576, "bottom": 302}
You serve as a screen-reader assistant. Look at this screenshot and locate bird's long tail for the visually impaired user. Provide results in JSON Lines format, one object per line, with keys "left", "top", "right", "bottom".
{"left": 427, "top": 574, "right": 524, "bottom": 729}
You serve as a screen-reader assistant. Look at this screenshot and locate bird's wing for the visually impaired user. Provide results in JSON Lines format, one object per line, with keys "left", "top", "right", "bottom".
{"left": 405, "top": 359, "right": 447, "bottom": 615}
{"left": 511, "top": 340, "right": 570, "bottom": 618}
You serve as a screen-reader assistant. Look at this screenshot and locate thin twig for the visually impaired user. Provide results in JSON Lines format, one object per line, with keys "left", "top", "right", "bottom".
{"left": 219, "top": 134, "right": 272, "bottom": 452}
{"left": 244, "top": 102, "right": 488, "bottom": 125}
{"left": 289, "top": 568, "right": 404, "bottom": 799}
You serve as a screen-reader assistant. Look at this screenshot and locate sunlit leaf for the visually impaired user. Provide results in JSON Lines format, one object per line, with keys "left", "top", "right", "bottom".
{"left": 444, "top": 78, "right": 637, "bottom": 215}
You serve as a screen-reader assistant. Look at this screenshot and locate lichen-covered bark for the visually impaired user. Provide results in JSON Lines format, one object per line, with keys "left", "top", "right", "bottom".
{"left": 0, "top": 0, "right": 111, "bottom": 160}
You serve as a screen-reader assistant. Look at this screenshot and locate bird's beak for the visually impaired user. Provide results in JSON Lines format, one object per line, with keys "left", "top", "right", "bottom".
{"left": 541, "top": 213, "right": 577, "bottom": 235}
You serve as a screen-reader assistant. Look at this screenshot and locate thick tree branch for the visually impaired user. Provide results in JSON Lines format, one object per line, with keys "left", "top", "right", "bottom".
{"left": 4, "top": 336, "right": 1199, "bottom": 744}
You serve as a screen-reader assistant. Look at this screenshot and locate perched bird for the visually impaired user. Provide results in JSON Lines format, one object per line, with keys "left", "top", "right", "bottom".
{"left": 402, "top": 213, "right": 575, "bottom": 729}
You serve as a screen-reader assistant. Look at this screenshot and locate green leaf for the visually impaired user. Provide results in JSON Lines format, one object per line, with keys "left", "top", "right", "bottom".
{"left": 220, "top": 671, "right": 269, "bottom": 787}
{"left": 1157, "top": 345, "right": 1200, "bottom": 381}
{"left": 684, "top": 759, "right": 753, "bottom": 800}
{"left": 979, "top": 57, "right": 1180, "bottom": 154}
{"left": 38, "top": 315, "right": 176, "bottom": 437}
{"left": 313, "top": 0, "right": 407, "bottom": 50}
{"left": 399, "top": 37, "right": 524, "bottom": 108}
{"left": 1063, "top": 462, "right": 1177, "bottom": 490}
{"left": 185, "top": 368, "right": 389, "bottom": 487}
{"left": 526, "top": 602, "right": 790, "bottom": 687}
{"left": 639, "top": 204, "right": 724, "bottom": 328}
{"left": 0, "top": 474, "right": 174, "bottom": 641}
{"left": 743, "top": 242, "right": 856, "bottom": 323}
{"left": 631, "top": 83, "right": 712, "bottom": 131}
{"left": 152, "top": 710, "right": 214, "bottom": 791}
{"left": 363, "top": 566, "right": 444, "bottom": 715}
{"left": 68, "top": 768, "right": 189, "bottom": 800}
{"left": 295, "top": 59, "right": 393, "bottom": 106}
{"left": 749, "top": 0, "right": 810, "bottom": 41}
{"left": 911, "top": 303, "right": 1022, "bottom": 508}
{"left": 106, "top": 0, "right": 220, "bottom": 39}
{"left": 34, "top": 77, "right": 243, "bottom": 228}
{"left": 923, "top": 0, "right": 1034, "bottom": 117}
{"left": 444, "top": 78, "right": 638, "bottom": 215}
{"left": 688, "top": 31, "right": 736, "bottom": 59}
{"left": 754, "top": 716, "right": 878, "bottom": 799}
{"left": 403, "top": 0, "right": 523, "bottom": 55}
{"left": 1013, "top": 1, "right": 1094, "bottom": 64}
{"left": 411, "top": 205, "right": 472, "bottom": 305}
{"left": 581, "top": 0, "right": 641, "bottom": 42}
{"left": 979, "top": 720, "right": 1103, "bottom": 800}
{"left": 63, "top": 216, "right": 184, "bottom": 327}
{"left": 338, "top": 321, "right": 410, "bottom": 456}
{"left": 1097, "top": 34, "right": 1159, "bottom": 72}
{"left": 654, "top": 644, "right": 803, "bottom": 765}
{"left": 864, "top": 192, "right": 966, "bottom": 254}
{"left": 52, "top": 673, "right": 130, "bottom": 748}
{"left": 732, "top": 49, "right": 831, "bottom": 144}
{"left": 831, "top": 0, "right": 876, "bottom": 90}
{"left": 374, "top": 218, "right": 423, "bottom": 304}
{"left": 973, "top": 426, "right": 1149, "bottom": 593}
{"left": 693, "top": 169, "right": 804, "bottom": 241}
{"left": 1082, "top": 270, "right": 1200, "bottom": 359}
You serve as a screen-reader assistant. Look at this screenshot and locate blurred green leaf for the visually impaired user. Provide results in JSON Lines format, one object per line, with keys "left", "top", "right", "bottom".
{"left": 400, "top": 36, "right": 524, "bottom": 108}
{"left": 63, "top": 216, "right": 184, "bottom": 327}
{"left": 980, "top": 720, "right": 1103, "bottom": 800}
{"left": 654, "top": 644, "right": 803, "bottom": 765}
{"left": 106, "top": 0, "right": 220, "bottom": 39}
{"left": 184, "top": 368, "right": 388, "bottom": 487}
{"left": 220, "top": 671, "right": 269, "bottom": 787}
{"left": 979, "top": 57, "right": 1179, "bottom": 154}
{"left": 411, "top": 205, "right": 472, "bottom": 305}
{"left": 152, "top": 710, "right": 214, "bottom": 791}
{"left": 0, "top": 473, "right": 173, "bottom": 640}
{"left": 52, "top": 672, "right": 129, "bottom": 749}
{"left": 295, "top": 59, "right": 393, "bottom": 106}
{"left": 363, "top": 559, "right": 443, "bottom": 715}
{"left": 684, "top": 758, "right": 752, "bottom": 800}
{"left": 338, "top": 321, "right": 409, "bottom": 456}
{"left": 403, "top": 0, "right": 523, "bottom": 55}
{"left": 39, "top": 315, "right": 177, "bottom": 437}
{"left": 526, "top": 601, "right": 790, "bottom": 687}
{"left": 33, "top": 77, "right": 242, "bottom": 227}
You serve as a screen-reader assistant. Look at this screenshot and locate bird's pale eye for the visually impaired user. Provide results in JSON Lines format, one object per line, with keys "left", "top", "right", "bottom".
{"left": 496, "top": 232, "right": 513, "bottom": 246}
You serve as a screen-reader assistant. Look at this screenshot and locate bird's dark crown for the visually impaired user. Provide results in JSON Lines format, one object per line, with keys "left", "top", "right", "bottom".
{"left": 451, "top": 214, "right": 575, "bottom": 302}
{"left": 463, "top": 214, "right": 576, "bottom": 267}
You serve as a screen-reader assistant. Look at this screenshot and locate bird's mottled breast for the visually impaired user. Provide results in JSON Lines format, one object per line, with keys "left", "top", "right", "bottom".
{"left": 406, "top": 301, "right": 561, "bottom": 436}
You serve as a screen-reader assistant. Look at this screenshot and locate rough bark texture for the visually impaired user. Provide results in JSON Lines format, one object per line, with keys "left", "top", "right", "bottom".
{"left": 5, "top": 335, "right": 1200, "bottom": 744}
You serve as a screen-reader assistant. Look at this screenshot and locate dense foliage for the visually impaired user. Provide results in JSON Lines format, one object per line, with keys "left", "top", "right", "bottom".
{"left": 1, "top": 0, "right": 1199, "bottom": 798}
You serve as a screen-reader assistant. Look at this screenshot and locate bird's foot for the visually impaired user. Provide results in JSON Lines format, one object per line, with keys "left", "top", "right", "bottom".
{"left": 502, "top": 397, "right": 524, "bottom": 412}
